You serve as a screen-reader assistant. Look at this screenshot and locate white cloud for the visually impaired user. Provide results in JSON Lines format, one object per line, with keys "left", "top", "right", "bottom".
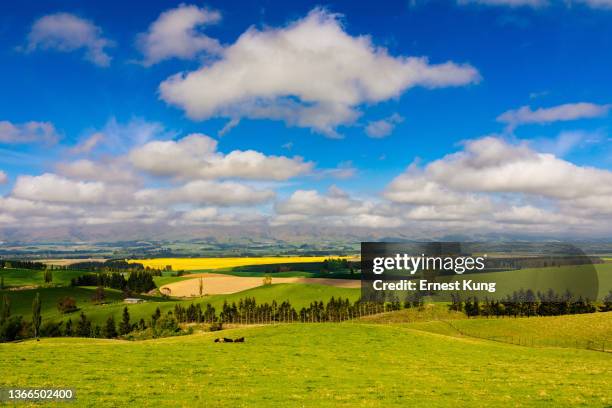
{"left": 497, "top": 102, "right": 610, "bottom": 130}
{"left": 384, "top": 136, "right": 612, "bottom": 233}
{"left": 421, "top": 137, "right": 612, "bottom": 199}
{"left": 493, "top": 205, "right": 578, "bottom": 225}
{"left": 137, "top": 4, "right": 222, "bottom": 66}
{"left": 385, "top": 168, "right": 476, "bottom": 205}
{"left": 0, "top": 171, "right": 7, "bottom": 184}
{"left": 458, "top": 0, "right": 548, "bottom": 7}
{"left": 56, "top": 159, "right": 138, "bottom": 184}
{"left": 69, "top": 132, "right": 104, "bottom": 154}
{"left": 25, "top": 13, "right": 113, "bottom": 66}
{"left": 129, "top": 133, "right": 312, "bottom": 180}
{"left": 273, "top": 187, "right": 402, "bottom": 228}
{"left": 0, "top": 120, "right": 59, "bottom": 144}
{"left": 135, "top": 180, "right": 274, "bottom": 206}
{"left": 275, "top": 187, "right": 367, "bottom": 216}
{"left": 12, "top": 173, "right": 108, "bottom": 204}
{"left": 173, "top": 207, "right": 267, "bottom": 226}
{"left": 159, "top": 8, "right": 480, "bottom": 136}
{"left": 365, "top": 113, "right": 404, "bottom": 138}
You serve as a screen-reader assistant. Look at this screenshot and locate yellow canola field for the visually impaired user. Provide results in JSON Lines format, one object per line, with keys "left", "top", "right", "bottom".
{"left": 131, "top": 256, "right": 355, "bottom": 271}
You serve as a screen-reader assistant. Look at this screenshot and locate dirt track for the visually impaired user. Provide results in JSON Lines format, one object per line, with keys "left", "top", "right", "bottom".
{"left": 160, "top": 273, "right": 360, "bottom": 297}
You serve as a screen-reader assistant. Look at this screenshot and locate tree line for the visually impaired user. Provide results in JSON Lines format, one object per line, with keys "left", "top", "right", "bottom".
{"left": 71, "top": 271, "right": 156, "bottom": 293}
{"left": 448, "top": 289, "right": 612, "bottom": 317}
{"left": 2, "top": 289, "right": 611, "bottom": 342}
{"left": 0, "top": 260, "right": 46, "bottom": 270}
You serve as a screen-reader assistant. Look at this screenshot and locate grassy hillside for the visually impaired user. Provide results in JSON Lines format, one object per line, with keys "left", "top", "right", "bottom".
{"left": 427, "top": 263, "right": 612, "bottom": 301}
{"left": 0, "top": 268, "right": 85, "bottom": 288}
{"left": 359, "top": 303, "right": 466, "bottom": 323}
{"left": 0, "top": 287, "right": 129, "bottom": 322}
{"left": 1, "top": 323, "right": 610, "bottom": 407}
{"left": 78, "top": 283, "right": 359, "bottom": 325}
{"left": 0, "top": 283, "right": 359, "bottom": 326}
{"left": 448, "top": 312, "right": 611, "bottom": 343}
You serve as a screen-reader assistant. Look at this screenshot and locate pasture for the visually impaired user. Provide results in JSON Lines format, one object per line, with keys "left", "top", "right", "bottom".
{"left": 1, "top": 322, "right": 610, "bottom": 407}
{"left": 0, "top": 268, "right": 85, "bottom": 288}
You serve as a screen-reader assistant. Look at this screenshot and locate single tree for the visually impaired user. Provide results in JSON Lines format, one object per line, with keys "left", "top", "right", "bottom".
{"left": 91, "top": 286, "right": 106, "bottom": 304}
{"left": 44, "top": 269, "right": 53, "bottom": 284}
{"left": 57, "top": 297, "right": 78, "bottom": 314}
{"left": 64, "top": 318, "right": 73, "bottom": 336}
{"left": 76, "top": 312, "right": 91, "bottom": 337}
{"left": 0, "top": 295, "right": 10, "bottom": 324}
{"left": 199, "top": 277, "right": 204, "bottom": 296}
{"left": 103, "top": 315, "right": 117, "bottom": 338}
{"left": 119, "top": 307, "right": 131, "bottom": 335}
{"left": 32, "top": 293, "right": 41, "bottom": 339}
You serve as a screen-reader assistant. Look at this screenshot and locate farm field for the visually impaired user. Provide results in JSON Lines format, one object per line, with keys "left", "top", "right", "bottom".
{"left": 131, "top": 256, "right": 356, "bottom": 271}
{"left": 160, "top": 273, "right": 360, "bottom": 297}
{"left": 1, "top": 322, "right": 611, "bottom": 407}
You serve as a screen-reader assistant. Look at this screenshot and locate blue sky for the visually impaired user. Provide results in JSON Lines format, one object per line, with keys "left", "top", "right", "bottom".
{"left": 1, "top": 0, "right": 612, "bottom": 240}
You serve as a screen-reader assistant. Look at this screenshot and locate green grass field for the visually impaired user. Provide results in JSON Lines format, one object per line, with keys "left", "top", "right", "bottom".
{"left": 431, "top": 312, "right": 612, "bottom": 346}
{"left": 426, "top": 263, "right": 612, "bottom": 301}
{"left": 2, "top": 264, "right": 611, "bottom": 407}
{"left": 0, "top": 268, "right": 86, "bottom": 288}
{"left": 1, "top": 322, "right": 610, "bottom": 407}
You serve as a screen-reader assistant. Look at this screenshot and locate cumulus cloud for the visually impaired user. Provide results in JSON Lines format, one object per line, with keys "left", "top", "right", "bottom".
{"left": 159, "top": 8, "right": 480, "bottom": 136}
{"left": 129, "top": 133, "right": 313, "bottom": 180}
{"left": 173, "top": 207, "right": 267, "bottom": 226}
{"left": 0, "top": 120, "right": 59, "bottom": 144}
{"left": 135, "top": 180, "right": 274, "bottom": 206}
{"left": 24, "top": 13, "right": 113, "bottom": 66}
{"left": 384, "top": 136, "right": 612, "bottom": 233}
{"left": 56, "top": 159, "right": 138, "bottom": 184}
{"left": 421, "top": 137, "right": 612, "bottom": 199}
{"left": 272, "top": 186, "right": 403, "bottom": 228}
{"left": 365, "top": 113, "right": 404, "bottom": 138}
{"left": 137, "top": 4, "right": 222, "bottom": 66}
{"left": 497, "top": 102, "right": 610, "bottom": 130}
{"left": 12, "top": 173, "right": 108, "bottom": 204}
{"left": 0, "top": 171, "right": 7, "bottom": 184}
{"left": 275, "top": 187, "right": 367, "bottom": 216}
